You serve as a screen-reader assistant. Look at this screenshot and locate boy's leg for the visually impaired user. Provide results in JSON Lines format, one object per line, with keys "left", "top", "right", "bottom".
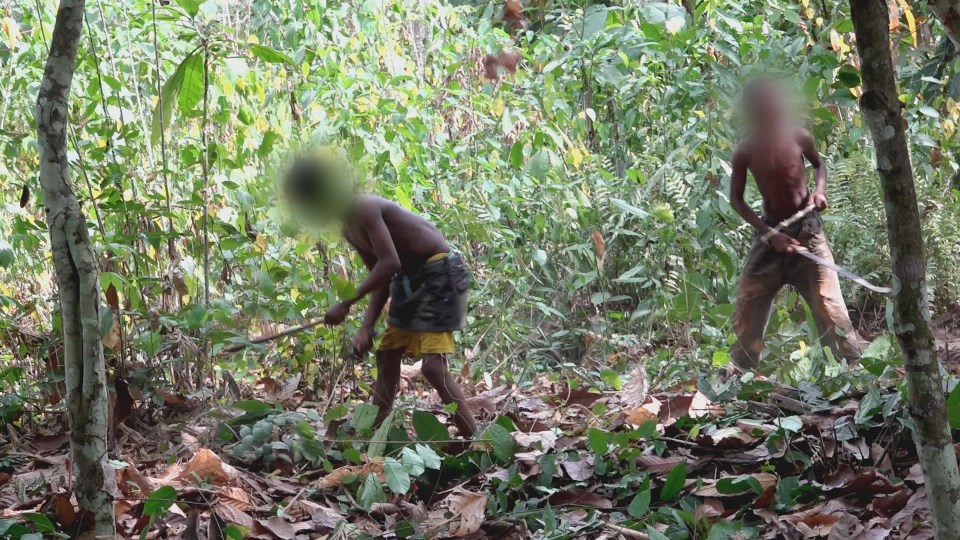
{"left": 730, "top": 241, "right": 784, "bottom": 370}
{"left": 420, "top": 354, "right": 477, "bottom": 438}
{"left": 370, "top": 348, "right": 405, "bottom": 429}
{"left": 790, "top": 235, "right": 864, "bottom": 363}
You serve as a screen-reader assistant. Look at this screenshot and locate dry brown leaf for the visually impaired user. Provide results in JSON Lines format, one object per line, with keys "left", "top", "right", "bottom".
{"left": 621, "top": 364, "right": 649, "bottom": 409}
{"left": 299, "top": 500, "right": 345, "bottom": 531}
{"left": 624, "top": 406, "right": 658, "bottom": 426}
{"left": 155, "top": 448, "right": 239, "bottom": 486}
{"left": 316, "top": 463, "right": 384, "bottom": 489}
{"left": 795, "top": 513, "right": 840, "bottom": 537}
{"left": 591, "top": 230, "right": 605, "bottom": 261}
{"left": 215, "top": 503, "right": 255, "bottom": 528}
{"left": 553, "top": 387, "right": 604, "bottom": 408}
{"left": 513, "top": 430, "right": 557, "bottom": 450}
{"left": 560, "top": 457, "right": 595, "bottom": 481}
{"left": 826, "top": 512, "right": 862, "bottom": 539}
{"left": 121, "top": 466, "right": 155, "bottom": 497}
{"left": 256, "top": 516, "right": 296, "bottom": 539}
{"left": 637, "top": 455, "right": 686, "bottom": 475}
{"left": 873, "top": 489, "right": 911, "bottom": 517}
{"left": 447, "top": 488, "right": 487, "bottom": 537}
{"left": 53, "top": 494, "right": 76, "bottom": 528}
{"left": 702, "top": 426, "right": 756, "bottom": 447}
{"left": 548, "top": 488, "right": 612, "bottom": 509}
{"left": 217, "top": 486, "right": 251, "bottom": 511}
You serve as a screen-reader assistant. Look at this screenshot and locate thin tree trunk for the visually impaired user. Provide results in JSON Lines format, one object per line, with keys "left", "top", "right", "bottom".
{"left": 36, "top": 0, "right": 116, "bottom": 535}
{"left": 929, "top": 0, "right": 960, "bottom": 46}
{"left": 850, "top": 0, "right": 960, "bottom": 535}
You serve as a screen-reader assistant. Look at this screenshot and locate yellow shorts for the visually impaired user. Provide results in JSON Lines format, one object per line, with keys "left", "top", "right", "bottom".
{"left": 378, "top": 326, "right": 455, "bottom": 357}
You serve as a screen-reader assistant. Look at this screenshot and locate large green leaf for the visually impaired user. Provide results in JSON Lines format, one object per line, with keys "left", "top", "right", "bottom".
{"left": 412, "top": 411, "right": 449, "bottom": 442}
{"left": 383, "top": 457, "right": 411, "bottom": 494}
{"left": 144, "top": 486, "right": 177, "bottom": 517}
{"left": 250, "top": 44, "right": 294, "bottom": 65}
{"left": 660, "top": 462, "right": 686, "bottom": 501}
{"left": 151, "top": 50, "right": 201, "bottom": 145}
{"left": 359, "top": 474, "right": 386, "bottom": 511}
{"left": 483, "top": 423, "right": 515, "bottom": 462}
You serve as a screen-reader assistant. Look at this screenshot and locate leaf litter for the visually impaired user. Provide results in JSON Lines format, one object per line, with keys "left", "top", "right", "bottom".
{"left": 0, "top": 358, "right": 939, "bottom": 539}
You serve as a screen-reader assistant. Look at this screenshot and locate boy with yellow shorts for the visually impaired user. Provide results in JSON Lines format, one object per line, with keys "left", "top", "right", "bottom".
{"left": 284, "top": 156, "right": 477, "bottom": 441}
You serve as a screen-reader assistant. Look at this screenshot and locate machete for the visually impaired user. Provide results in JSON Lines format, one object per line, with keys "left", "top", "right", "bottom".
{"left": 761, "top": 205, "right": 892, "bottom": 294}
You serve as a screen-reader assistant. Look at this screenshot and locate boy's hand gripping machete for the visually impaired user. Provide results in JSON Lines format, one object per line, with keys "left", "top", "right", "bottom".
{"left": 761, "top": 205, "right": 892, "bottom": 294}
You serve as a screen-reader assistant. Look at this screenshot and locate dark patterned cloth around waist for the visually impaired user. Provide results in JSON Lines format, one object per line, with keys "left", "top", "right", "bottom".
{"left": 759, "top": 209, "right": 823, "bottom": 238}
{"left": 387, "top": 253, "right": 470, "bottom": 332}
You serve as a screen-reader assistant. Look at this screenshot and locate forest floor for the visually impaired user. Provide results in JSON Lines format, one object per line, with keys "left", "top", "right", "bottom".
{"left": 3, "top": 312, "right": 960, "bottom": 540}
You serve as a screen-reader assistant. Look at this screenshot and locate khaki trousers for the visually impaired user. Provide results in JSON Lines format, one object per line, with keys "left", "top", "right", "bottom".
{"left": 730, "top": 212, "right": 865, "bottom": 369}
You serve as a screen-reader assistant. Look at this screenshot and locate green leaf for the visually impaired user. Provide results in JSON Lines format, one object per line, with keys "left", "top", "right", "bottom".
{"left": 836, "top": 65, "right": 861, "bottom": 88}
{"left": 483, "top": 423, "right": 515, "bottom": 462}
{"left": 717, "top": 475, "right": 763, "bottom": 495}
{"left": 660, "top": 462, "right": 686, "bottom": 500}
{"left": 234, "top": 400, "right": 273, "bottom": 414}
{"left": 611, "top": 198, "right": 650, "bottom": 219}
{"left": 352, "top": 404, "right": 380, "bottom": 433}
{"left": 367, "top": 410, "right": 393, "bottom": 458}
{"left": 152, "top": 50, "right": 200, "bottom": 145}
{"left": 947, "top": 385, "right": 960, "bottom": 429}
{"left": 526, "top": 149, "right": 550, "bottom": 180}
{"left": 175, "top": 0, "right": 202, "bottom": 16}
{"left": 0, "top": 520, "right": 15, "bottom": 535}
{"left": 774, "top": 416, "right": 803, "bottom": 433}
{"left": 587, "top": 428, "right": 608, "bottom": 454}
{"left": 383, "top": 458, "right": 412, "bottom": 494}
{"left": 224, "top": 526, "right": 245, "bottom": 540}
{"left": 415, "top": 444, "right": 442, "bottom": 469}
{"left": 359, "top": 473, "right": 386, "bottom": 511}
{"left": 144, "top": 486, "right": 177, "bottom": 517}
{"left": 250, "top": 44, "right": 294, "bottom": 65}
{"left": 0, "top": 242, "right": 13, "bottom": 268}
{"left": 646, "top": 526, "right": 670, "bottom": 540}
{"left": 582, "top": 5, "right": 609, "bottom": 39}
{"left": 401, "top": 447, "right": 425, "bottom": 476}
{"left": 177, "top": 52, "right": 205, "bottom": 113}
{"left": 709, "top": 522, "right": 757, "bottom": 540}
{"left": 330, "top": 274, "right": 357, "bottom": 301}
{"left": 627, "top": 480, "right": 651, "bottom": 518}
{"left": 23, "top": 513, "right": 55, "bottom": 532}
{"left": 412, "top": 411, "right": 450, "bottom": 442}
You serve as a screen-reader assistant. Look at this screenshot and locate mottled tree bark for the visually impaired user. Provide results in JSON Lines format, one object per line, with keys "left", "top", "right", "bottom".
{"left": 850, "top": 0, "right": 960, "bottom": 536}
{"left": 36, "top": 0, "right": 116, "bottom": 535}
{"left": 929, "top": 0, "right": 960, "bottom": 46}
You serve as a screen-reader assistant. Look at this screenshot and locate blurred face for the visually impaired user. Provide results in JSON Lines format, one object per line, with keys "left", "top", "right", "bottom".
{"left": 284, "top": 158, "right": 353, "bottom": 225}
{"left": 746, "top": 85, "right": 787, "bottom": 130}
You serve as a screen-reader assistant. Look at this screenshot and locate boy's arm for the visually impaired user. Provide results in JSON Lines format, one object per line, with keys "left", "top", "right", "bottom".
{"left": 799, "top": 129, "right": 828, "bottom": 210}
{"left": 729, "top": 144, "right": 799, "bottom": 253}
{"left": 324, "top": 204, "right": 401, "bottom": 325}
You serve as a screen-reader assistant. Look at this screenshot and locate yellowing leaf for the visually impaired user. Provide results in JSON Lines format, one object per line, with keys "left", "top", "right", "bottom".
{"left": 3, "top": 17, "right": 20, "bottom": 50}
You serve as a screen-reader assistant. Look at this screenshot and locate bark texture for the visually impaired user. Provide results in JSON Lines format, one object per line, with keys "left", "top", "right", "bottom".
{"left": 850, "top": 0, "right": 960, "bottom": 536}
{"left": 36, "top": 0, "right": 116, "bottom": 535}
{"left": 929, "top": 0, "right": 960, "bottom": 46}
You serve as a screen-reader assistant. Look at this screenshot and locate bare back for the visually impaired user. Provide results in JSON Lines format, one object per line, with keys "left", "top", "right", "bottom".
{"left": 341, "top": 195, "right": 449, "bottom": 271}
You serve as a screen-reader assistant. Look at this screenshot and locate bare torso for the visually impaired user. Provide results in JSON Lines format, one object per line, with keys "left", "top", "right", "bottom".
{"left": 741, "top": 130, "right": 811, "bottom": 221}
{"left": 341, "top": 195, "right": 449, "bottom": 271}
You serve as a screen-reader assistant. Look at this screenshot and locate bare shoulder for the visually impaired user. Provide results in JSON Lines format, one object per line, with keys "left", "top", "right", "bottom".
{"left": 794, "top": 127, "right": 815, "bottom": 145}
{"left": 732, "top": 137, "right": 754, "bottom": 164}
{"left": 352, "top": 194, "right": 391, "bottom": 222}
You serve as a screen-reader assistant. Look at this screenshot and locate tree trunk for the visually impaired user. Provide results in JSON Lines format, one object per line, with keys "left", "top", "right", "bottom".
{"left": 929, "top": 0, "right": 960, "bottom": 46}
{"left": 850, "top": 0, "right": 960, "bottom": 535}
{"left": 36, "top": 0, "right": 116, "bottom": 535}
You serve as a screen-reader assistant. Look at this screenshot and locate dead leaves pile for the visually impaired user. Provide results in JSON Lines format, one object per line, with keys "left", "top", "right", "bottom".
{"left": 0, "top": 368, "right": 940, "bottom": 539}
